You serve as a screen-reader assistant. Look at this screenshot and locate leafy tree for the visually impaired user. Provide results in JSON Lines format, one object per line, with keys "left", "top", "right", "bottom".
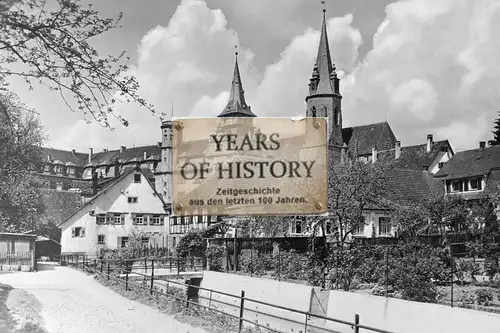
{"left": 0, "top": 0, "right": 154, "bottom": 128}
{"left": 176, "top": 222, "right": 229, "bottom": 258}
{"left": 0, "top": 92, "right": 46, "bottom": 232}
{"left": 488, "top": 111, "right": 500, "bottom": 146}
{"left": 327, "top": 150, "right": 394, "bottom": 244}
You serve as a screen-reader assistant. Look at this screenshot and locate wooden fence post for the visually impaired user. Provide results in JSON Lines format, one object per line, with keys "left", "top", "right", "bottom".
{"left": 185, "top": 281, "right": 190, "bottom": 308}
{"left": 107, "top": 262, "right": 110, "bottom": 280}
{"left": 125, "top": 271, "right": 129, "bottom": 291}
{"left": 238, "top": 290, "right": 245, "bottom": 332}
{"left": 354, "top": 314, "right": 360, "bottom": 333}
{"left": 150, "top": 259, "right": 155, "bottom": 296}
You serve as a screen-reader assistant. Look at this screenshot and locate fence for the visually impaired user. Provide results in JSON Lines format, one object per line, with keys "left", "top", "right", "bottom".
{"left": 64, "top": 255, "right": 394, "bottom": 333}
{"left": 0, "top": 251, "right": 34, "bottom": 271}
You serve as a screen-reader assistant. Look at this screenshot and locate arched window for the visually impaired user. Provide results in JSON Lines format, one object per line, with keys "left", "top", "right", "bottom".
{"left": 311, "top": 106, "right": 317, "bottom": 117}
{"left": 334, "top": 107, "right": 339, "bottom": 126}
{"left": 322, "top": 106, "right": 328, "bottom": 118}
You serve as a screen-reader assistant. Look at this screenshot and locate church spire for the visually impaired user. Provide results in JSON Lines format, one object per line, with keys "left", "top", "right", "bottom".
{"left": 313, "top": 2, "right": 335, "bottom": 95}
{"left": 218, "top": 48, "right": 256, "bottom": 118}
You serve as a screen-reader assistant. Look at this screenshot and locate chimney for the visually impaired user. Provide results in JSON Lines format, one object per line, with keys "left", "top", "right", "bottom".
{"left": 120, "top": 146, "right": 126, "bottom": 153}
{"left": 103, "top": 148, "right": 108, "bottom": 152}
{"left": 72, "top": 149, "right": 76, "bottom": 155}
{"left": 157, "top": 142, "right": 162, "bottom": 148}
{"left": 92, "top": 172, "right": 98, "bottom": 196}
{"left": 371, "top": 145, "right": 377, "bottom": 164}
{"left": 88, "top": 148, "right": 93, "bottom": 163}
{"left": 144, "top": 152, "right": 147, "bottom": 160}
{"left": 395, "top": 141, "right": 401, "bottom": 159}
{"left": 426, "top": 134, "right": 433, "bottom": 153}
{"left": 47, "top": 154, "right": 51, "bottom": 161}
{"left": 114, "top": 158, "right": 120, "bottom": 178}
{"left": 479, "top": 141, "right": 486, "bottom": 149}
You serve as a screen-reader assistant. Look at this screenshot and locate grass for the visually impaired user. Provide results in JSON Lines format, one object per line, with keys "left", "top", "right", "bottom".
{"left": 90, "top": 271, "right": 266, "bottom": 333}
{"left": 0, "top": 283, "right": 48, "bottom": 333}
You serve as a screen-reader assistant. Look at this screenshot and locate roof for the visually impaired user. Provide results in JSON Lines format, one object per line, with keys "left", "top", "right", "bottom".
{"left": 386, "top": 168, "right": 444, "bottom": 205}
{"left": 57, "top": 166, "right": 169, "bottom": 227}
{"left": 40, "top": 147, "right": 88, "bottom": 166}
{"left": 36, "top": 236, "right": 61, "bottom": 245}
{"left": 379, "top": 140, "right": 452, "bottom": 171}
{"left": 435, "top": 145, "right": 500, "bottom": 180}
{"left": 218, "top": 54, "right": 256, "bottom": 118}
{"left": 342, "top": 122, "right": 398, "bottom": 156}
{"left": 0, "top": 232, "right": 36, "bottom": 238}
{"left": 312, "top": 9, "right": 335, "bottom": 95}
{"left": 39, "top": 145, "right": 161, "bottom": 168}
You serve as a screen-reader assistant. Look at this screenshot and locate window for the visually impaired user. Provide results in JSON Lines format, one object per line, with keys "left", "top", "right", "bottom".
{"left": 153, "top": 216, "right": 161, "bottom": 225}
{"left": 325, "top": 221, "right": 333, "bottom": 235}
{"left": 334, "top": 107, "right": 339, "bottom": 125}
{"left": 120, "top": 237, "right": 129, "bottom": 248}
{"left": 68, "top": 167, "right": 75, "bottom": 175}
{"left": 438, "top": 162, "right": 444, "bottom": 168}
{"left": 113, "top": 214, "right": 122, "bottom": 225}
{"left": 62, "top": 182, "right": 69, "bottom": 191}
{"left": 56, "top": 182, "right": 63, "bottom": 191}
{"left": 172, "top": 237, "right": 177, "bottom": 249}
{"left": 185, "top": 216, "right": 192, "bottom": 224}
{"left": 291, "top": 217, "right": 305, "bottom": 234}
{"left": 470, "top": 178, "right": 482, "bottom": 190}
{"left": 97, "top": 235, "right": 105, "bottom": 244}
{"left": 136, "top": 215, "right": 144, "bottom": 225}
{"left": 379, "top": 217, "right": 391, "bottom": 236}
{"left": 311, "top": 106, "right": 317, "bottom": 118}
{"left": 452, "top": 181, "right": 462, "bottom": 192}
{"left": 43, "top": 165, "right": 50, "bottom": 172}
{"left": 141, "top": 237, "right": 149, "bottom": 245}
{"left": 128, "top": 197, "right": 138, "bottom": 203}
{"left": 55, "top": 165, "right": 63, "bottom": 173}
{"left": 72, "top": 227, "right": 85, "bottom": 238}
{"left": 96, "top": 214, "right": 106, "bottom": 224}
{"left": 134, "top": 174, "right": 141, "bottom": 183}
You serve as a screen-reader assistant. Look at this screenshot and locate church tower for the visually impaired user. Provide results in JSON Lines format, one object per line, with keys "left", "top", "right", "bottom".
{"left": 306, "top": 6, "right": 343, "bottom": 146}
{"left": 217, "top": 51, "right": 257, "bottom": 135}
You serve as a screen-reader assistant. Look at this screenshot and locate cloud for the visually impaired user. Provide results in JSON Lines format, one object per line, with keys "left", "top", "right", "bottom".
{"left": 51, "top": 0, "right": 258, "bottom": 151}
{"left": 342, "top": 0, "right": 500, "bottom": 151}
{"left": 52, "top": 0, "right": 500, "bottom": 154}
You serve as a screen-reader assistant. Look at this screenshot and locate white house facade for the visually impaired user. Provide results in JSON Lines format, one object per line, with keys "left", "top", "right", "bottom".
{"left": 59, "top": 167, "right": 170, "bottom": 256}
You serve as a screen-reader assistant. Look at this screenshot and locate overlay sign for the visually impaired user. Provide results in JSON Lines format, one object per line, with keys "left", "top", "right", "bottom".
{"left": 172, "top": 117, "right": 328, "bottom": 216}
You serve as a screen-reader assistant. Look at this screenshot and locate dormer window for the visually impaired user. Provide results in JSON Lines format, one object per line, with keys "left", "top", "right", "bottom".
{"left": 43, "top": 165, "right": 50, "bottom": 172}
{"left": 55, "top": 165, "right": 63, "bottom": 173}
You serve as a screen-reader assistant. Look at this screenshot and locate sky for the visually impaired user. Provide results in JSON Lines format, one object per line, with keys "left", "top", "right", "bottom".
{"left": 7, "top": 0, "right": 500, "bottom": 153}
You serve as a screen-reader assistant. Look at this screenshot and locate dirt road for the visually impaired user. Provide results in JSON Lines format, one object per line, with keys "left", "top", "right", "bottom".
{"left": 0, "top": 263, "right": 207, "bottom": 333}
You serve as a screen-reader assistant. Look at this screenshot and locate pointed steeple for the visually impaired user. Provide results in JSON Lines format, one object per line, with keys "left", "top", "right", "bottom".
{"left": 218, "top": 50, "right": 256, "bottom": 118}
{"left": 314, "top": 5, "right": 335, "bottom": 95}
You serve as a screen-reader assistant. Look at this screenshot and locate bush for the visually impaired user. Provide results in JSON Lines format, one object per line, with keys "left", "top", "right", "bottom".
{"left": 206, "top": 244, "right": 225, "bottom": 272}
{"left": 475, "top": 289, "right": 494, "bottom": 306}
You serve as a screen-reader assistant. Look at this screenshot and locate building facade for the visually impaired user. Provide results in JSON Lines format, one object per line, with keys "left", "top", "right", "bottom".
{"left": 58, "top": 167, "right": 170, "bottom": 256}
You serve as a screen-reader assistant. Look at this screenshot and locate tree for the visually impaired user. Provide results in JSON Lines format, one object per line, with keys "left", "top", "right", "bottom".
{"left": 488, "top": 111, "right": 500, "bottom": 146}
{"left": 327, "top": 150, "right": 394, "bottom": 244}
{"left": 0, "top": 0, "right": 154, "bottom": 128}
{"left": 0, "top": 92, "right": 47, "bottom": 232}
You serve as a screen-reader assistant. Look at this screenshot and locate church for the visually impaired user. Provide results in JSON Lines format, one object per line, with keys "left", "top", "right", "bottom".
{"left": 39, "top": 7, "right": 452, "bottom": 246}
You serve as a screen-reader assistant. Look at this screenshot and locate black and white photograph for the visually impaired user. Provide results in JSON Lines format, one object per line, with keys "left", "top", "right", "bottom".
{"left": 1, "top": 0, "right": 500, "bottom": 332}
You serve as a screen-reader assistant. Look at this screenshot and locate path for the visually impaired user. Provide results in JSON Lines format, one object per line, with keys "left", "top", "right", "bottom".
{"left": 0, "top": 263, "right": 208, "bottom": 333}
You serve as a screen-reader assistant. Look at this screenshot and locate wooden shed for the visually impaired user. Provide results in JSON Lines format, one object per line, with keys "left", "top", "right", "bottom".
{"left": 35, "top": 236, "right": 61, "bottom": 261}
{"left": 0, "top": 233, "right": 37, "bottom": 271}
